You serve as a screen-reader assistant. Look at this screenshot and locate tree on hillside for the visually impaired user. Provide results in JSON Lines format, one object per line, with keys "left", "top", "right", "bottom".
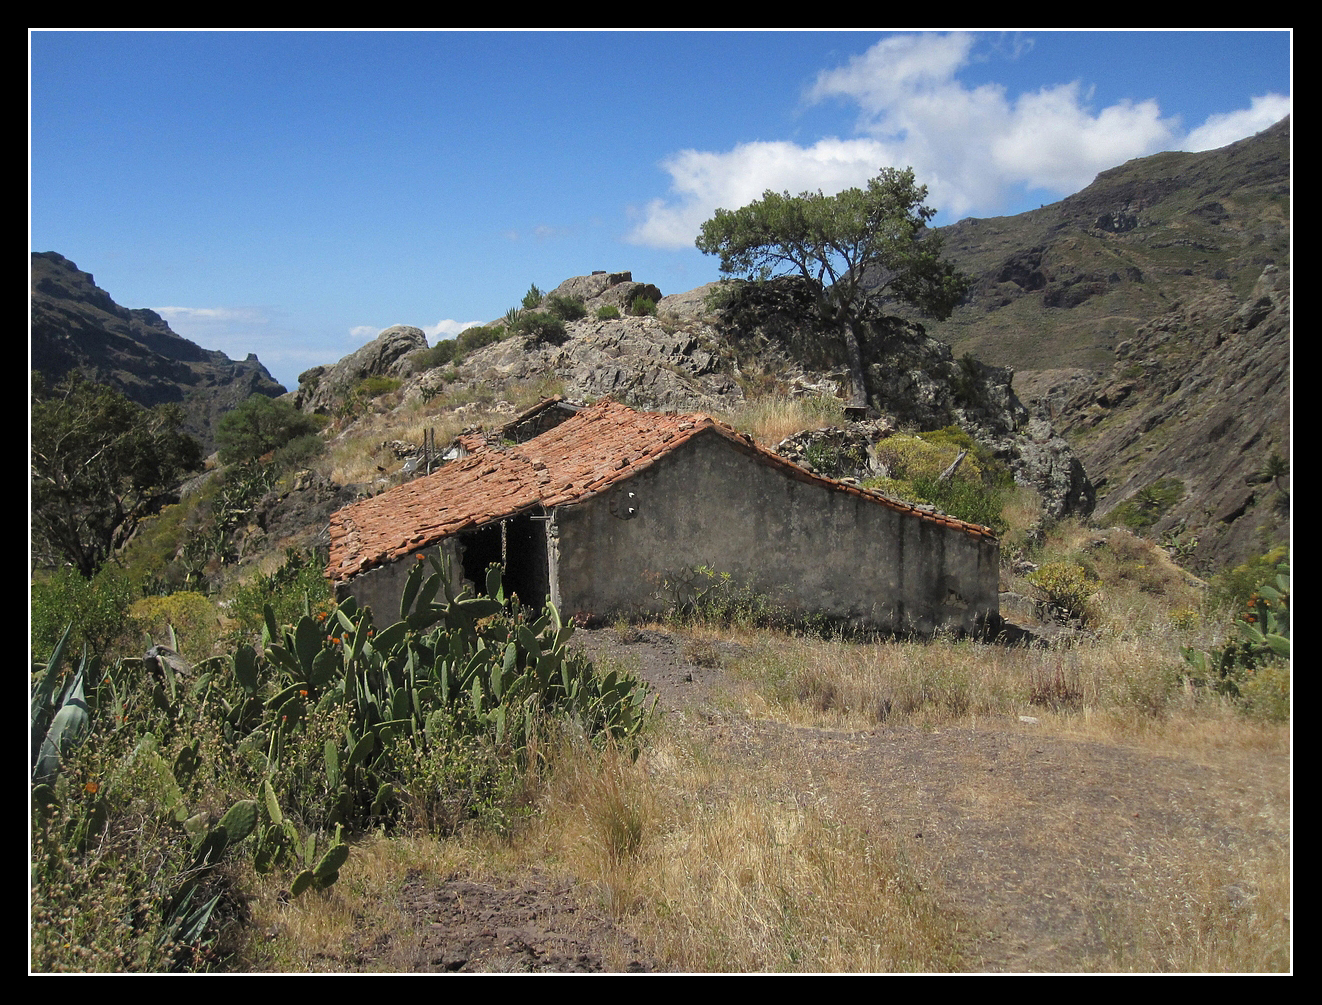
{"left": 31, "top": 374, "right": 203, "bottom": 577}
{"left": 695, "top": 166, "right": 969, "bottom": 407}
{"left": 215, "top": 393, "right": 324, "bottom": 465}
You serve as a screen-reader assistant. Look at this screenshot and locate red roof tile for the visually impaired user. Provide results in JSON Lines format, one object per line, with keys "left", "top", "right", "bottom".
{"left": 327, "top": 399, "right": 996, "bottom": 582}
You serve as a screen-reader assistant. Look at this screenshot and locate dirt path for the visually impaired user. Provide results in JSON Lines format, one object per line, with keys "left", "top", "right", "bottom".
{"left": 369, "top": 627, "right": 1289, "bottom": 972}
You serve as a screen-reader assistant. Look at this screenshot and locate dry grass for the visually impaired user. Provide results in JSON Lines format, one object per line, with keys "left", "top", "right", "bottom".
{"left": 241, "top": 835, "right": 473, "bottom": 972}
{"left": 518, "top": 737, "right": 965, "bottom": 972}
{"left": 1083, "top": 832, "right": 1291, "bottom": 972}
{"left": 716, "top": 394, "right": 847, "bottom": 446}
{"left": 320, "top": 377, "right": 566, "bottom": 486}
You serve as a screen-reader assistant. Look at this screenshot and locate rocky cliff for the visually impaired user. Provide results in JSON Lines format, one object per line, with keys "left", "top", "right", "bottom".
{"left": 30, "top": 251, "right": 286, "bottom": 451}
{"left": 1033, "top": 265, "right": 1289, "bottom": 573}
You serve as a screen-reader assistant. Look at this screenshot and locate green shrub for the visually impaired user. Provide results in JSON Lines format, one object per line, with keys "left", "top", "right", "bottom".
{"left": 227, "top": 549, "right": 333, "bottom": 639}
{"left": 1182, "top": 560, "right": 1289, "bottom": 718}
{"left": 1108, "top": 478, "right": 1185, "bottom": 532}
{"left": 456, "top": 325, "right": 502, "bottom": 355}
{"left": 522, "top": 283, "right": 545, "bottom": 310}
{"left": 866, "top": 426, "right": 1012, "bottom": 531}
{"left": 512, "top": 310, "right": 568, "bottom": 344}
{"left": 547, "top": 294, "right": 587, "bottom": 322}
{"left": 1209, "top": 546, "right": 1288, "bottom": 613}
{"left": 357, "top": 375, "right": 402, "bottom": 398}
{"left": 216, "top": 395, "right": 325, "bottom": 465}
{"left": 651, "top": 565, "right": 800, "bottom": 633}
{"left": 595, "top": 304, "right": 621, "bottom": 320}
{"left": 271, "top": 432, "right": 324, "bottom": 470}
{"left": 1028, "top": 562, "right": 1096, "bottom": 621}
{"left": 31, "top": 565, "right": 137, "bottom": 664}
{"left": 703, "top": 279, "right": 742, "bottom": 314}
{"left": 630, "top": 295, "right": 657, "bottom": 317}
{"left": 129, "top": 591, "right": 221, "bottom": 658}
{"left": 909, "top": 475, "right": 1007, "bottom": 531}
{"left": 409, "top": 341, "right": 456, "bottom": 373}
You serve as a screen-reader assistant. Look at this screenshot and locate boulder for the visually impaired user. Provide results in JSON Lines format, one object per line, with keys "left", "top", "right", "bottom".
{"left": 298, "top": 325, "right": 428, "bottom": 413}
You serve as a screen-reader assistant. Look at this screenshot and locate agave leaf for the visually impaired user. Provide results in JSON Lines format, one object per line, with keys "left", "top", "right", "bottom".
{"left": 33, "top": 675, "right": 89, "bottom": 785}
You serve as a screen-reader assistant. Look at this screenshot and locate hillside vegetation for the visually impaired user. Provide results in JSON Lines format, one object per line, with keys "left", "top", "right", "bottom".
{"left": 31, "top": 123, "right": 1290, "bottom": 972}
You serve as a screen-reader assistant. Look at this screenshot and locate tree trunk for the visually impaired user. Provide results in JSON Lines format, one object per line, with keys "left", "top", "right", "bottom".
{"left": 842, "top": 319, "right": 869, "bottom": 411}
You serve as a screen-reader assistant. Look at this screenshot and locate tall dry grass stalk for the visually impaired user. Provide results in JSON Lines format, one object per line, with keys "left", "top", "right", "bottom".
{"left": 716, "top": 394, "right": 846, "bottom": 447}
{"left": 723, "top": 627, "right": 1286, "bottom": 756}
{"left": 521, "top": 736, "right": 964, "bottom": 972}
{"left": 1084, "top": 832, "right": 1290, "bottom": 972}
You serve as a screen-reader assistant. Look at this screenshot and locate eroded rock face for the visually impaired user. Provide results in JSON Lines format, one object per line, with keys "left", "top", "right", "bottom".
{"left": 441, "top": 312, "right": 743, "bottom": 413}
{"left": 544, "top": 271, "right": 662, "bottom": 314}
{"left": 298, "top": 324, "right": 428, "bottom": 413}
{"left": 1042, "top": 265, "right": 1290, "bottom": 571}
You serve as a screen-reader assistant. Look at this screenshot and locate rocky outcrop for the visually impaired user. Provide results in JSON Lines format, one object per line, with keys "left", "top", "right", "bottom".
{"left": 1039, "top": 265, "right": 1289, "bottom": 572}
{"left": 544, "top": 271, "right": 662, "bottom": 314}
{"left": 296, "top": 324, "right": 428, "bottom": 414}
{"left": 30, "top": 251, "right": 286, "bottom": 452}
{"left": 403, "top": 272, "right": 1093, "bottom": 519}
{"left": 428, "top": 311, "right": 744, "bottom": 413}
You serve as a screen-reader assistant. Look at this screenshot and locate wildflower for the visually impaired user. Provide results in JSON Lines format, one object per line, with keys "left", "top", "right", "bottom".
{"left": 417, "top": 553, "right": 427, "bottom": 561}
{"left": 84, "top": 781, "right": 99, "bottom": 795}
{"left": 299, "top": 689, "right": 308, "bottom": 697}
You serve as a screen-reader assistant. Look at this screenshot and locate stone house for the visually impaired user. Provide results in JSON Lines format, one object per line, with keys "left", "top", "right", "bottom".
{"left": 326, "top": 399, "right": 999, "bottom": 635}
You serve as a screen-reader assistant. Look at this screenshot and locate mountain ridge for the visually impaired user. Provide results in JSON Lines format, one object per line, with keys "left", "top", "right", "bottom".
{"left": 30, "top": 251, "right": 286, "bottom": 452}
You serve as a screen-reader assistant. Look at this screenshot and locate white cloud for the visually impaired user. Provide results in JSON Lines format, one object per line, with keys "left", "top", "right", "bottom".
{"left": 1183, "top": 93, "right": 1292, "bottom": 152}
{"left": 154, "top": 305, "right": 269, "bottom": 325}
{"left": 628, "top": 138, "right": 895, "bottom": 250}
{"left": 425, "top": 319, "right": 490, "bottom": 340}
{"left": 349, "top": 325, "right": 379, "bottom": 338}
{"left": 631, "top": 33, "right": 1287, "bottom": 249}
{"left": 991, "top": 85, "right": 1174, "bottom": 193}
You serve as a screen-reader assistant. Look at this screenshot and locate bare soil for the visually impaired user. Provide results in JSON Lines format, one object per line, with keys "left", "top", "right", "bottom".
{"left": 361, "top": 627, "right": 1289, "bottom": 973}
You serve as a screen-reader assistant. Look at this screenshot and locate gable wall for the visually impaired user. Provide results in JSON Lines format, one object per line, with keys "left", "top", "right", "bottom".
{"left": 551, "top": 431, "right": 998, "bottom": 634}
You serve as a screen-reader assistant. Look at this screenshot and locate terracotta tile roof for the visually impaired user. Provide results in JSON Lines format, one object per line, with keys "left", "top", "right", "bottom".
{"left": 327, "top": 399, "right": 996, "bottom": 583}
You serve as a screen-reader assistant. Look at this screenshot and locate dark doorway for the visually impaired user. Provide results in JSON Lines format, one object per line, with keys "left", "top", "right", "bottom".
{"left": 456, "top": 511, "right": 550, "bottom": 609}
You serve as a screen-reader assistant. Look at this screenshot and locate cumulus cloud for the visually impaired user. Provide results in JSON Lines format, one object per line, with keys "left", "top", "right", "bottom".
{"left": 1184, "top": 93, "right": 1292, "bottom": 152}
{"left": 629, "top": 32, "right": 1287, "bottom": 249}
{"left": 425, "top": 318, "right": 490, "bottom": 339}
{"left": 628, "top": 138, "right": 895, "bottom": 249}
{"left": 349, "top": 325, "right": 379, "bottom": 339}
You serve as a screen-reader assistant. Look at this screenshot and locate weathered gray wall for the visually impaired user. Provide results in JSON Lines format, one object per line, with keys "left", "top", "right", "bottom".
{"left": 335, "top": 539, "right": 462, "bottom": 623}
{"left": 552, "top": 431, "right": 998, "bottom": 634}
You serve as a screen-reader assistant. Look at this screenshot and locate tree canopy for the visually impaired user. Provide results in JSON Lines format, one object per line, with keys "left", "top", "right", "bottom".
{"left": 215, "top": 393, "right": 324, "bottom": 465}
{"left": 696, "top": 167, "right": 969, "bottom": 403}
{"left": 31, "top": 374, "right": 203, "bottom": 577}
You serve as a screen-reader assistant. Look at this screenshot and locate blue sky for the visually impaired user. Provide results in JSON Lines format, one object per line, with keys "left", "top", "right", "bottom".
{"left": 30, "top": 30, "right": 1291, "bottom": 391}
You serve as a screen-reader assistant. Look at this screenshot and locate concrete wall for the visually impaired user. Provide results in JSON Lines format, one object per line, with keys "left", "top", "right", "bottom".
{"left": 551, "top": 430, "right": 998, "bottom": 635}
{"left": 335, "top": 538, "right": 462, "bottom": 624}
